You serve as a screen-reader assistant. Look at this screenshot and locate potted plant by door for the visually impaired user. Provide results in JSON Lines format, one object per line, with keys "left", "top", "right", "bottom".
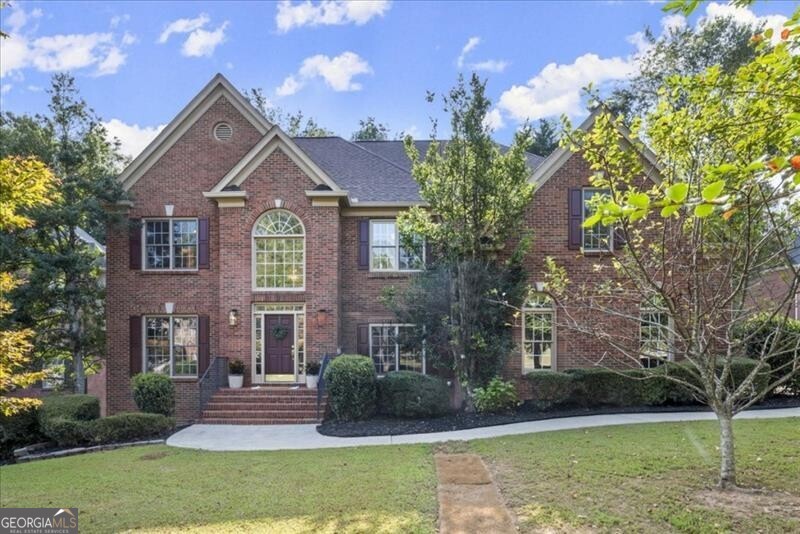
{"left": 304, "top": 361, "right": 321, "bottom": 389}
{"left": 228, "top": 359, "right": 245, "bottom": 389}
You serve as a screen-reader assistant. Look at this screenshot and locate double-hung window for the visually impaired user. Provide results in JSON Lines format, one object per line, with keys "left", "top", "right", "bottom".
{"left": 522, "top": 293, "right": 555, "bottom": 371}
{"left": 639, "top": 298, "right": 672, "bottom": 368}
{"left": 144, "top": 218, "right": 198, "bottom": 270}
{"left": 369, "top": 220, "right": 424, "bottom": 272}
{"left": 144, "top": 315, "right": 198, "bottom": 377}
{"left": 582, "top": 188, "right": 613, "bottom": 252}
{"left": 369, "top": 324, "right": 425, "bottom": 374}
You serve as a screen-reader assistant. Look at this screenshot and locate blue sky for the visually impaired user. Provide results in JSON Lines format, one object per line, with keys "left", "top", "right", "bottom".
{"left": 0, "top": 0, "right": 795, "bottom": 157}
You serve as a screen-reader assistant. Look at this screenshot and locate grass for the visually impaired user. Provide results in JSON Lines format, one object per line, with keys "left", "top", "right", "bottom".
{"left": 468, "top": 418, "right": 800, "bottom": 533}
{"left": 1, "top": 418, "right": 798, "bottom": 533}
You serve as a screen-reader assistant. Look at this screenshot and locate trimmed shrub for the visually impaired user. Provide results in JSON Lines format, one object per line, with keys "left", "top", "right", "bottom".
{"left": 0, "top": 405, "right": 41, "bottom": 460}
{"left": 132, "top": 373, "right": 175, "bottom": 416}
{"left": 90, "top": 413, "right": 175, "bottom": 444}
{"left": 565, "top": 368, "right": 645, "bottom": 407}
{"left": 378, "top": 371, "right": 450, "bottom": 418}
{"left": 40, "top": 417, "right": 92, "bottom": 447}
{"left": 473, "top": 378, "right": 520, "bottom": 413}
{"left": 38, "top": 394, "right": 100, "bottom": 423}
{"left": 524, "top": 371, "right": 578, "bottom": 410}
{"left": 325, "top": 355, "right": 377, "bottom": 421}
{"left": 736, "top": 314, "right": 800, "bottom": 396}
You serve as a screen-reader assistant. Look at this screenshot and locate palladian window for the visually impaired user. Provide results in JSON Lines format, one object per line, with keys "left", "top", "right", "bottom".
{"left": 253, "top": 210, "right": 305, "bottom": 290}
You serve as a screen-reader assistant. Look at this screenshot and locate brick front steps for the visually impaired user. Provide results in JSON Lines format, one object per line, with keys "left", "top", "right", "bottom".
{"left": 201, "top": 385, "right": 326, "bottom": 424}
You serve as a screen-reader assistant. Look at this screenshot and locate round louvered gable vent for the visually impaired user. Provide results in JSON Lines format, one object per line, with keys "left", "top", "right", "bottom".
{"left": 213, "top": 122, "right": 233, "bottom": 141}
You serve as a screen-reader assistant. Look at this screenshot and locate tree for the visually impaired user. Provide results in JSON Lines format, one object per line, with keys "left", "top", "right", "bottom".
{"left": 611, "top": 14, "right": 759, "bottom": 120}
{"left": 386, "top": 74, "right": 534, "bottom": 404}
{"left": 0, "top": 157, "right": 58, "bottom": 415}
{"left": 351, "top": 117, "right": 390, "bottom": 141}
{"left": 0, "top": 74, "right": 126, "bottom": 394}
{"left": 243, "top": 88, "right": 333, "bottom": 137}
{"left": 526, "top": 119, "right": 559, "bottom": 156}
{"left": 549, "top": 2, "right": 800, "bottom": 488}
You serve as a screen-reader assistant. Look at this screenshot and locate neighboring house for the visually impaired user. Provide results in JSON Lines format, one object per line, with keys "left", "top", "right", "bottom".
{"left": 748, "top": 237, "right": 800, "bottom": 321}
{"left": 106, "top": 74, "right": 661, "bottom": 421}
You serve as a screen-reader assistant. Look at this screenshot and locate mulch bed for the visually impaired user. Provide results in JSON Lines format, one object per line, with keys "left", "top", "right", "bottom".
{"left": 316, "top": 395, "right": 800, "bottom": 438}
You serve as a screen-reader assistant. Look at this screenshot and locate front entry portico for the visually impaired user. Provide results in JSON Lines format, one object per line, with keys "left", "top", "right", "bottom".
{"left": 253, "top": 303, "right": 305, "bottom": 383}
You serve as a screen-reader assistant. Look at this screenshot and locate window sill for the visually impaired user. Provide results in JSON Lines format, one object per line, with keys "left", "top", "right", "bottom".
{"left": 171, "top": 377, "right": 198, "bottom": 382}
{"left": 367, "top": 272, "right": 415, "bottom": 280}
{"left": 138, "top": 270, "right": 201, "bottom": 275}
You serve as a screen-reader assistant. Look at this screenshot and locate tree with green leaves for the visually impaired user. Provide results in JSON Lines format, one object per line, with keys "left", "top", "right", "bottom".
{"left": 385, "top": 74, "right": 534, "bottom": 405}
{"left": 243, "top": 88, "right": 333, "bottom": 137}
{"left": 351, "top": 117, "right": 390, "bottom": 141}
{"left": 526, "top": 119, "right": 559, "bottom": 156}
{"left": 549, "top": 1, "right": 800, "bottom": 488}
{"left": 0, "top": 157, "right": 57, "bottom": 415}
{"left": 0, "top": 73, "right": 126, "bottom": 394}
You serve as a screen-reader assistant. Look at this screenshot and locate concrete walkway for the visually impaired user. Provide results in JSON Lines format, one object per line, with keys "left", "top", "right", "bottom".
{"left": 166, "top": 407, "right": 800, "bottom": 452}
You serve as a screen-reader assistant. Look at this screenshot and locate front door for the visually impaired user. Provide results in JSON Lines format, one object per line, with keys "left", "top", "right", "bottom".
{"left": 264, "top": 314, "right": 295, "bottom": 376}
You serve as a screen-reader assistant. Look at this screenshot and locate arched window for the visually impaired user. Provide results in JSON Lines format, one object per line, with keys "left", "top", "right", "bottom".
{"left": 253, "top": 210, "right": 305, "bottom": 290}
{"left": 522, "top": 293, "right": 555, "bottom": 371}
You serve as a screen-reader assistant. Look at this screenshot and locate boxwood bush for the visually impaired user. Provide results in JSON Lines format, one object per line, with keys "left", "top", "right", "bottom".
{"left": 38, "top": 394, "right": 100, "bottom": 423}
{"left": 524, "top": 371, "right": 579, "bottom": 410}
{"left": 132, "top": 373, "right": 175, "bottom": 416}
{"left": 736, "top": 314, "right": 800, "bottom": 396}
{"left": 91, "top": 413, "right": 175, "bottom": 443}
{"left": 325, "top": 355, "right": 377, "bottom": 421}
{"left": 378, "top": 371, "right": 450, "bottom": 418}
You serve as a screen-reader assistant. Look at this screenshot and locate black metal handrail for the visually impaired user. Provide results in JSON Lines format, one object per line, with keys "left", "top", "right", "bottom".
{"left": 316, "top": 354, "right": 332, "bottom": 420}
{"left": 199, "top": 356, "right": 228, "bottom": 415}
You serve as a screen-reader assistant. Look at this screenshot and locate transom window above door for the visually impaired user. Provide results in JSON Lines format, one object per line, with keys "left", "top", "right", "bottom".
{"left": 369, "top": 220, "right": 424, "bottom": 272}
{"left": 144, "top": 218, "right": 198, "bottom": 270}
{"left": 253, "top": 210, "right": 305, "bottom": 290}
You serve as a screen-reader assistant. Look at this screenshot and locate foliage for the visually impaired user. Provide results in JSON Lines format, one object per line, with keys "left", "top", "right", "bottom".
{"left": 1, "top": 74, "right": 126, "bottom": 394}
{"left": 90, "top": 413, "right": 175, "bottom": 444}
{"left": 473, "top": 377, "right": 520, "bottom": 413}
{"left": 324, "top": 355, "right": 377, "bottom": 421}
{"left": 303, "top": 360, "right": 321, "bottom": 375}
{"left": 526, "top": 119, "right": 560, "bottom": 157}
{"left": 131, "top": 373, "right": 175, "bottom": 416}
{"left": 38, "top": 394, "right": 100, "bottom": 422}
{"left": 377, "top": 371, "right": 450, "bottom": 418}
{"left": 243, "top": 88, "right": 333, "bottom": 137}
{"left": 228, "top": 359, "right": 245, "bottom": 375}
{"left": 523, "top": 371, "right": 579, "bottom": 410}
{"left": 0, "top": 404, "right": 41, "bottom": 460}
{"left": 351, "top": 117, "right": 390, "bottom": 141}
{"left": 390, "top": 74, "right": 534, "bottom": 402}
{"left": 735, "top": 314, "right": 800, "bottom": 395}
{"left": 39, "top": 417, "right": 92, "bottom": 447}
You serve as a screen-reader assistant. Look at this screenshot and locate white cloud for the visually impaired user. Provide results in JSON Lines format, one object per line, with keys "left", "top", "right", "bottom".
{"left": 483, "top": 108, "right": 504, "bottom": 131}
{"left": 661, "top": 14, "right": 687, "bottom": 33}
{"left": 702, "top": 2, "right": 787, "bottom": 43}
{"left": 181, "top": 22, "right": 228, "bottom": 57}
{"left": 277, "top": 51, "right": 372, "bottom": 96}
{"left": 27, "top": 85, "right": 42, "bottom": 92}
{"left": 1, "top": 5, "right": 133, "bottom": 78}
{"left": 110, "top": 14, "right": 130, "bottom": 29}
{"left": 121, "top": 32, "right": 138, "bottom": 46}
{"left": 498, "top": 54, "right": 633, "bottom": 122}
{"left": 225, "top": 62, "right": 234, "bottom": 70}
{"left": 158, "top": 14, "right": 228, "bottom": 57}
{"left": 103, "top": 119, "right": 166, "bottom": 159}
{"left": 1, "top": 84, "right": 11, "bottom": 94}
{"left": 275, "top": 0, "right": 391, "bottom": 33}
{"left": 158, "top": 13, "right": 210, "bottom": 43}
{"left": 456, "top": 35, "right": 509, "bottom": 73}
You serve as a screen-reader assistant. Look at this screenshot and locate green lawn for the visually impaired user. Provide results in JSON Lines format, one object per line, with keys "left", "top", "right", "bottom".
{"left": 1, "top": 418, "right": 798, "bottom": 533}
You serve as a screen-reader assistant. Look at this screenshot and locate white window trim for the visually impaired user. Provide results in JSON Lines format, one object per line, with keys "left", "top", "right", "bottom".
{"left": 368, "top": 323, "right": 426, "bottom": 375}
{"left": 142, "top": 217, "right": 200, "bottom": 271}
{"left": 251, "top": 210, "right": 306, "bottom": 292}
{"left": 521, "top": 299, "right": 557, "bottom": 373}
{"left": 142, "top": 314, "right": 199, "bottom": 378}
{"left": 369, "top": 219, "right": 425, "bottom": 273}
{"left": 581, "top": 188, "right": 614, "bottom": 253}
{"left": 638, "top": 305, "right": 675, "bottom": 367}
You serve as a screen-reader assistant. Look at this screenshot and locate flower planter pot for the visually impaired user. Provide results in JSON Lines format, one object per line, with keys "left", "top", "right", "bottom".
{"left": 305, "top": 374, "right": 319, "bottom": 389}
{"left": 229, "top": 375, "right": 244, "bottom": 389}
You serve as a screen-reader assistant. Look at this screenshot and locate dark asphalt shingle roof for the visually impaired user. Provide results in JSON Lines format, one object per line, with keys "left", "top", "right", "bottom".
{"left": 292, "top": 137, "right": 547, "bottom": 203}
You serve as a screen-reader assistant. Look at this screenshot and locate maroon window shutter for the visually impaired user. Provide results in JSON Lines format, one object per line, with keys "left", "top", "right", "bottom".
{"left": 358, "top": 219, "right": 370, "bottom": 270}
{"left": 129, "top": 315, "right": 142, "bottom": 376}
{"left": 129, "top": 218, "right": 142, "bottom": 269}
{"left": 568, "top": 189, "right": 583, "bottom": 250}
{"left": 356, "top": 324, "right": 369, "bottom": 355}
{"left": 198, "top": 315, "right": 210, "bottom": 376}
{"left": 198, "top": 218, "right": 210, "bottom": 269}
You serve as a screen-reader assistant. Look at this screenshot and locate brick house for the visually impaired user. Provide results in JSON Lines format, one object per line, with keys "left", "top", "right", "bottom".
{"left": 106, "top": 74, "right": 662, "bottom": 421}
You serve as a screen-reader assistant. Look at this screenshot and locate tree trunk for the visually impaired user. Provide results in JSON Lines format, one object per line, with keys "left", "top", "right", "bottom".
{"left": 717, "top": 408, "right": 737, "bottom": 489}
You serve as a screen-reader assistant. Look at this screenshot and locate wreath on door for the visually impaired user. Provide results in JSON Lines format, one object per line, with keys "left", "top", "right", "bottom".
{"left": 271, "top": 325, "right": 289, "bottom": 341}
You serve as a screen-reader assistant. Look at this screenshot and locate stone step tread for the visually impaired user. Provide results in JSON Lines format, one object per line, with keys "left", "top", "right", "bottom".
{"left": 202, "top": 410, "right": 319, "bottom": 418}
{"left": 204, "top": 404, "right": 319, "bottom": 412}
{"left": 201, "top": 418, "right": 320, "bottom": 424}
{"left": 206, "top": 400, "right": 319, "bottom": 407}
{"left": 214, "top": 391, "right": 323, "bottom": 397}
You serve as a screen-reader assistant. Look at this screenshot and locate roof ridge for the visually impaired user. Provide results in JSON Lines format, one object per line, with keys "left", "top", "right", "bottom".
{"left": 346, "top": 138, "right": 416, "bottom": 174}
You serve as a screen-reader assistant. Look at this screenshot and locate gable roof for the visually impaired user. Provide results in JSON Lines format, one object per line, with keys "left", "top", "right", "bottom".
{"left": 117, "top": 73, "right": 271, "bottom": 191}
{"left": 529, "top": 109, "right": 661, "bottom": 189}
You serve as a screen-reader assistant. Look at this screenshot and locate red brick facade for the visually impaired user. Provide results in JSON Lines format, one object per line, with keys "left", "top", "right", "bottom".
{"left": 106, "top": 86, "right": 643, "bottom": 420}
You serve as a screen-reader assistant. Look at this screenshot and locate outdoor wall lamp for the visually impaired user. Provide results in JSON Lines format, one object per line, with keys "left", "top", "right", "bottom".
{"left": 228, "top": 309, "right": 239, "bottom": 326}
